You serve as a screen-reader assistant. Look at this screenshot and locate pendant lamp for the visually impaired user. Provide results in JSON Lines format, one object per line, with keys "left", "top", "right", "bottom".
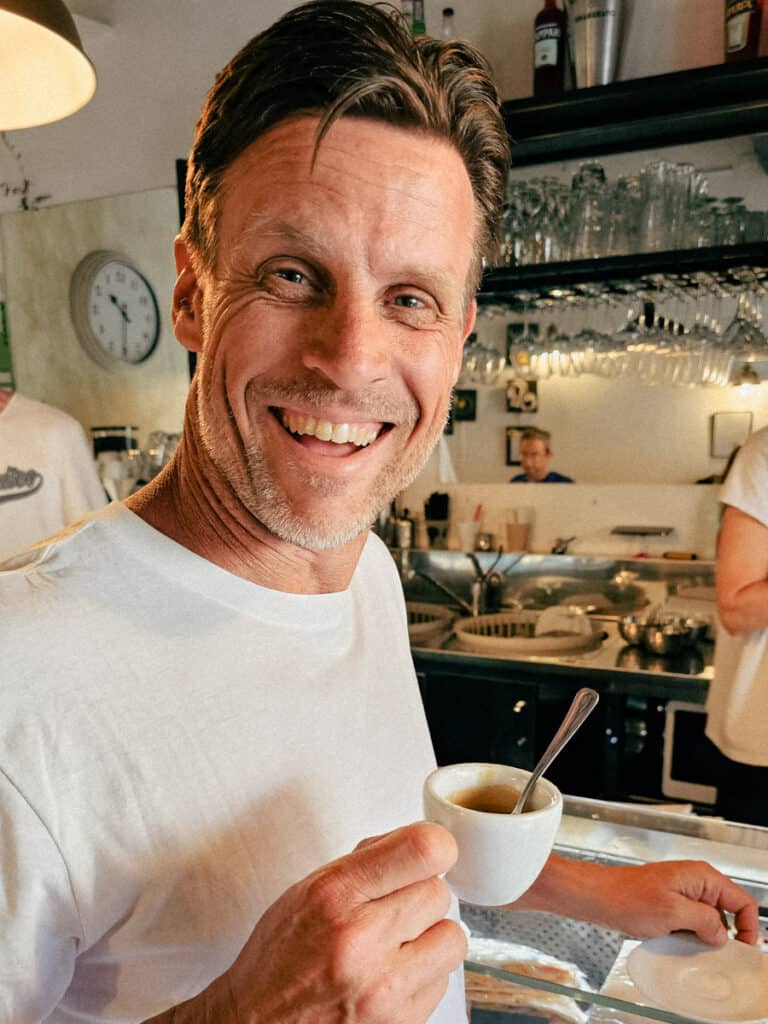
{"left": 0, "top": 0, "right": 96, "bottom": 130}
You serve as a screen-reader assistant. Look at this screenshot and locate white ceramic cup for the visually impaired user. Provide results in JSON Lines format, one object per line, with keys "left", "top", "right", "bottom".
{"left": 423, "top": 762, "right": 562, "bottom": 906}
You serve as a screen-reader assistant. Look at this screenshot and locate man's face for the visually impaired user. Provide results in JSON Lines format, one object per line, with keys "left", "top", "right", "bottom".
{"left": 176, "top": 115, "right": 476, "bottom": 550}
{"left": 519, "top": 438, "right": 552, "bottom": 482}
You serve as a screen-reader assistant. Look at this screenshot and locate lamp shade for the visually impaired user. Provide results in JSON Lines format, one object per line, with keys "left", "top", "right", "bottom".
{"left": 0, "top": 0, "right": 96, "bottom": 130}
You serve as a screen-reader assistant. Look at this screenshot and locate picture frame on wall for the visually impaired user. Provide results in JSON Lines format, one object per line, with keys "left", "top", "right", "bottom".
{"left": 505, "top": 425, "right": 526, "bottom": 466}
{"left": 710, "top": 411, "right": 753, "bottom": 458}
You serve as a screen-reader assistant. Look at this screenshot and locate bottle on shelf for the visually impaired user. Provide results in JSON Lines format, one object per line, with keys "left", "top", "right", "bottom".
{"left": 533, "top": 0, "right": 568, "bottom": 98}
{"left": 441, "top": 6, "right": 455, "bottom": 40}
{"left": 725, "top": 0, "right": 764, "bottom": 60}
{"left": 412, "top": 0, "right": 426, "bottom": 36}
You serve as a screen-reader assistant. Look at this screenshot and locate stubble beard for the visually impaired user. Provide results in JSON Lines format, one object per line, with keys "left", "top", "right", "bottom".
{"left": 201, "top": 382, "right": 446, "bottom": 551}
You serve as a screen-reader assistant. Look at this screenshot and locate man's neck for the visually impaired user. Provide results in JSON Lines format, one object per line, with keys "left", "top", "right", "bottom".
{"left": 125, "top": 429, "right": 366, "bottom": 595}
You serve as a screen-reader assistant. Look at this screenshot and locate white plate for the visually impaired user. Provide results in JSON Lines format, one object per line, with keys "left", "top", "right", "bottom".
{"left": 627, "top": 935, "right": 768, "bottom": 1023}
{"left": 535, "top": 604, "right": 592, "bottom": 638}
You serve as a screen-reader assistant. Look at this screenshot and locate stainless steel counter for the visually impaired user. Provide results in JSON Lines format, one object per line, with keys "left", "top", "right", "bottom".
{"left": 415, "top": 615, "right": 713, "bottom": 688}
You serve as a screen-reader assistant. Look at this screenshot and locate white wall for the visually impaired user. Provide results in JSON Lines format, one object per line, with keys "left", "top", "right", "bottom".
{"left": 0, "top": 0, "right": 727, "bottom": 216}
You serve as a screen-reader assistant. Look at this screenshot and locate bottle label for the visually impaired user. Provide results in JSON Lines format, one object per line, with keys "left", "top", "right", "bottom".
{"left": 726, "top": 0, "right": 759, "bottom": 51}
{"left": 534, "top": 22, "right": 561, "bottom": 68}
{"left": 534, "top": 37, "right": 559, "bottom": 67}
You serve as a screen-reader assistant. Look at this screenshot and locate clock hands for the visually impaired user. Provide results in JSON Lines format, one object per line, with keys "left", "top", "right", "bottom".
{"left": 109, "top": 293, "right": 132, "bottom": 359}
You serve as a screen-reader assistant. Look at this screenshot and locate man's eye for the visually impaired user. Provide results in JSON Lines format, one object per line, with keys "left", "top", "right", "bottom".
{"left": 393, "top": 294, "right": 425, "bottom": 309}
{"left": 274, "top": 268, "right": 308, "bottom": 285}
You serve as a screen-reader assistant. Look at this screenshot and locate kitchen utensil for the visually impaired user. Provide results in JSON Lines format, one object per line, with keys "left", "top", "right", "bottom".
{"left": 626, "top": 934, "right": 768, "bottom": 1023}
{"left": 512, "top": 687, "right": 599, "bottom": 813}
{"left": 643, "top": 623, "right": 691, "bottom": 655}
{"left": 566, "top": 0, "right": 627, "bottom": 89}
{"left": 618, "top": 613, "right": 646, "bottom": 645}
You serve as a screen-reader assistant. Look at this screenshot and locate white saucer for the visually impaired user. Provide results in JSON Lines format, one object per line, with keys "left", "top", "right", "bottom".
{"left": 627, "top": 935, "right": 768, "bottom": 1024}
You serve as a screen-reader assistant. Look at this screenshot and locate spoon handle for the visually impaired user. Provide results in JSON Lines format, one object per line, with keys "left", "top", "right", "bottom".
{"left": 513, "top": 687, "right": 600, "bottom": 814}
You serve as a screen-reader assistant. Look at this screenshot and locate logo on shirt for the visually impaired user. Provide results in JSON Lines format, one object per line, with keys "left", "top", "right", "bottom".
{"left": 0, "top": 465, "right": 43, "bottom": 503}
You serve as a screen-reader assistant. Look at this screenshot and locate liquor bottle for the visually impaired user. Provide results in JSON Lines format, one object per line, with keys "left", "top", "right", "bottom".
{"left": 412, "top": 0, "right": 426, "bottom": 36}
{"left": 725, "top": 0, "right": 763, "bottom": 60}
{"left": 441, "top": 6, "right": 455, "bottom": 39}
{"left": 533, "top": 0, "right": 567, "bottom": 98}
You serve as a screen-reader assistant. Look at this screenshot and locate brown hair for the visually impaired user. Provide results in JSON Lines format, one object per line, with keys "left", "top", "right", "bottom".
{"left": 182, "top": 0, "right": 509, "bottom": 291}
{"left": 521, "top": 427, "right": 552, "bottom": 449}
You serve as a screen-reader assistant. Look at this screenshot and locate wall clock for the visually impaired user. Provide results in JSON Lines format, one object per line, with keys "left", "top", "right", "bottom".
{"left": 69, "top": 250, "right": 161, "bottom": 369}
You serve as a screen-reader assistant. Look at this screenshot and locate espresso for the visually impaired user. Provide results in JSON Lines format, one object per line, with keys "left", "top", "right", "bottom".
{"left": 448, "top": 782, "right": 523, "bottom": 814}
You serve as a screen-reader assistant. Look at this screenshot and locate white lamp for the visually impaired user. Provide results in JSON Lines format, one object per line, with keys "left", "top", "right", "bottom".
{"left": 0, "top": 0, "right": 96, "bottom": 130}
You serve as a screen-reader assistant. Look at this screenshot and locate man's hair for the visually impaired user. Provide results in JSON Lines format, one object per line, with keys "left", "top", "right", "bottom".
{"left": 521, "top": 427, "right": 551, "bottom": 449}
{"left": 182, "top": 0, "right": 509, "bottom": 292}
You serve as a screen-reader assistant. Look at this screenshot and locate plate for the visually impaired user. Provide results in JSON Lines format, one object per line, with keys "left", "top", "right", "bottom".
{"left": 626, "top": 935, "right": 768, "bottom": 1023}
{"left": 535, "top": 604, "right": 592, "bottom": 638}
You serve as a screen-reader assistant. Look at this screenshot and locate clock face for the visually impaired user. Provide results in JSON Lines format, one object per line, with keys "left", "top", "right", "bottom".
{"left": 70, "top": 251, "right": 161, "bottom": 368}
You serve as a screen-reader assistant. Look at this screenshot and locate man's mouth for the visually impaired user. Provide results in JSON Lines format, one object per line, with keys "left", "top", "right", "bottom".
{"left": 272, "top": 407, "right": 390, "bottom": 448}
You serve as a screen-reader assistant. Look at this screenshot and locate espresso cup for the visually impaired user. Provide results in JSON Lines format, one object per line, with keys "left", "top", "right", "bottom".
{"left": 423, "top": 762, "right": 562, "bottom": 906}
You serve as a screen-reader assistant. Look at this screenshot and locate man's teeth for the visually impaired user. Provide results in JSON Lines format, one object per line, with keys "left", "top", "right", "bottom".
{"left": 280, "top": 411, "right": 379, "bottom": 447}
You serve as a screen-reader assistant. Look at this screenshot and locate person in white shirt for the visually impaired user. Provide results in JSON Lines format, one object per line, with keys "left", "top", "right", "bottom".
{"left": 707, "top": 425, "right": 768, "bottom": 825}
{"left": 0, "top": 389, "right": 105, "bottom": 560}
{"left": 0, "top": 4, "right": 758, "bottom": 1023}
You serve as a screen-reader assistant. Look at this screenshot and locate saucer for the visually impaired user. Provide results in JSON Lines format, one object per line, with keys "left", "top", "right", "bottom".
{"left": 627, "top": 935, "right": 768, "bottom": 1023}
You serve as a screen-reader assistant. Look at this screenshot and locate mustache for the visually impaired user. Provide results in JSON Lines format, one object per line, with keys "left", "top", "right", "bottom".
{"left": 246, "top": 379, "right": 420, "bottom": 426}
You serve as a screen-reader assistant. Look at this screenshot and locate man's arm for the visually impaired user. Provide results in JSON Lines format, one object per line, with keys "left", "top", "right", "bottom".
{"left": 144, "top": 822, "right": 467, "bottom": 1024}
{"left": 717, "top": 505, "right": 768, "bottom": 634}
{"left": 509, "top": 852, "right": 760, "bottom": 946}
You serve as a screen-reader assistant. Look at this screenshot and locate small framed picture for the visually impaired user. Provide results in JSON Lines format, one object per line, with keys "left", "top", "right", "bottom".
{"left": 710, "top": 411, "right": 753, "bottom": 458}
{"left": 506, "top": 425, "right": 525, "bottom": 466}
{"left": 453, "top": 388, "right": 477, "bottom": 422}
{"left": 506, "top": 378, "right": 538, "bottom": 413}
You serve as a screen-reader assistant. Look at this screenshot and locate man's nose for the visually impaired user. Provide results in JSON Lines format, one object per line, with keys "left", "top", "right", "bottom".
{"left": 302, "top": 300, "right": 390, "bottom": 390}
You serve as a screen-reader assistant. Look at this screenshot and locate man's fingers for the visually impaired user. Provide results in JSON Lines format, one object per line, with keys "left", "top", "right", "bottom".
{"left": 324, "top": 822, "right": 458, "bottom": 907}
{"left": 714, "top": 878, "right": 760, "bottom": 945}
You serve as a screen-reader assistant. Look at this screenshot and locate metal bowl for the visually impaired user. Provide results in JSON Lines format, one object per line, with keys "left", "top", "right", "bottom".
{"left": 683, "top": 617, "right": 711, "bottom": 645}
{"left": 643, "top": 624, "right": 691, "bottom": 656}
{"left": 618, "top": 614, "right": 646, "bottom": 645}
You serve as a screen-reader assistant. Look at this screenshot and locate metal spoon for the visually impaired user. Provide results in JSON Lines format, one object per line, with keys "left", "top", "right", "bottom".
{"left": 512, "top": 687, "right": 600, "bottom": 814}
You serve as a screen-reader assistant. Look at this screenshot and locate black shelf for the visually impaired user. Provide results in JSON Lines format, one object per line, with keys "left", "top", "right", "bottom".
{"left": 503, "top": 58, "right": 768, "bottom": 166}
{"left": 479, "top": 242, "right": 768, "bottom": 308}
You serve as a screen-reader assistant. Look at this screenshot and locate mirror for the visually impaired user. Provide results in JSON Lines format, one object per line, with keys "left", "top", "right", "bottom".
{"left": 0, "top": 186, "right": 188, "bottom": 448}
{"left": 437, "top": 134, "right": 768, "bottom": 485}
{"left": 1, "top": 137, "right": 767, "bottom": 481}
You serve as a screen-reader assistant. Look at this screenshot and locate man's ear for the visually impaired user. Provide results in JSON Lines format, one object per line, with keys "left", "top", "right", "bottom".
{"left": 451, "top": 297, "right": 477, "bottom": 385}
{"left": 172, "top": 236, "right": 204, "bottom": 353}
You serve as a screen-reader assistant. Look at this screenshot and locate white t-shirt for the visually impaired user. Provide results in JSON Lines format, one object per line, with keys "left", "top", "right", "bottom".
{"left": 0, "top": 504, "right": 465, "bottom": 1024}
{"left": 0, "top": 392, "right": 106, "bottom": 561}
{"left": 706, "top": 425, "right": 768, "bottom": 766}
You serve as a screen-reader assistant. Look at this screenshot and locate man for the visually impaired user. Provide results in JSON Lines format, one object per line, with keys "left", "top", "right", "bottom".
{"left": 706, "top": 424, "right": 768, "bottom": 826}
{"left": 510, "top": 426, "right": 573, "bottom": 482}
{"left": 0, "top": 4, "right": 757, "bottom": 1023}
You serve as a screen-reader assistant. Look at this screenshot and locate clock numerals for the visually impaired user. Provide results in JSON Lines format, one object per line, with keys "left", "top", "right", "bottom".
{"left": 71, "top": 251, "right": 161, "bottom": 369}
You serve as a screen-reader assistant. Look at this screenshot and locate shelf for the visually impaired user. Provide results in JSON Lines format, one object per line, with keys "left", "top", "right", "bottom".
{"left": 478, "top": 241, "right": 768, "bottom": 308}
{"left": 503, "top": 58, "right": 768, "bottom": 166}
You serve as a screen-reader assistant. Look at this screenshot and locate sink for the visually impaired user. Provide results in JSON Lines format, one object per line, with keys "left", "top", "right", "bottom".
{"left": 407, "top": 602, "right": 455, "bottom": 648}
{"left": 453, "top": 610, "right": 603, "bottom": 655}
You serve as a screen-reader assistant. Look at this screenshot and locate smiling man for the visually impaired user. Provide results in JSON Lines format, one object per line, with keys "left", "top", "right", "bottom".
{"left": 0, "top": 4, "right": 758, "bottom": 1024}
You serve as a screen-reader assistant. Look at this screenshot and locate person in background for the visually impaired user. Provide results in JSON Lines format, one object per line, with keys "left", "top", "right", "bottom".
{"left": 0, "top": 5, "right": 757, "bottom": 1024}
{"left": 0, "top": 388, "right": 106, "bottom": 560}
{"left": 706, "top": 424, "right": 768, "bottom": 826}
{"left": 510, "top": 426, "right": 573, "bottom": 482}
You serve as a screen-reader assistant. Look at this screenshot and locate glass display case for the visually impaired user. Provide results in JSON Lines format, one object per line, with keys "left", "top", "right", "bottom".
{"left": 462, "top": 796, "right": 768, "bottom": 1023}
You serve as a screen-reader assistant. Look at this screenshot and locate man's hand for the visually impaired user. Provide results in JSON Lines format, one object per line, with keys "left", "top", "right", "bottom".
{"left": 145, "top": 822, "right": 466, "bottom": 1024}
{"left": 511, "top": 854, "right": 760, "bottom": 947}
